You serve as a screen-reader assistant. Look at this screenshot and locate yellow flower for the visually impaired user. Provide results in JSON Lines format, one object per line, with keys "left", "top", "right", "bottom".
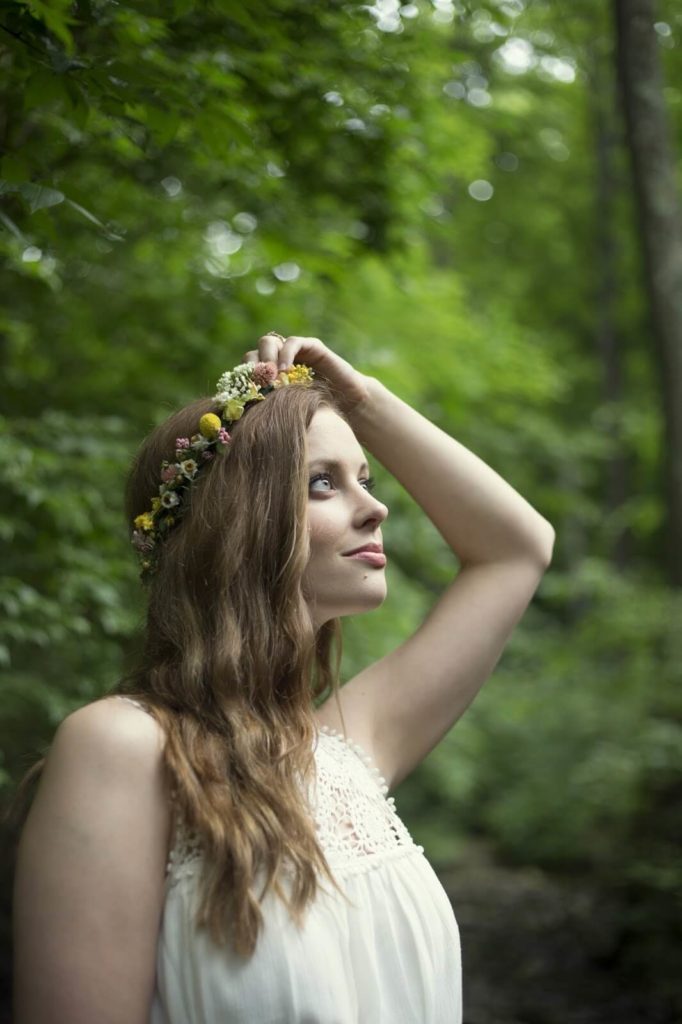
{"left": 199, "top": 413, "right": 222, "bottom": 439}
{"left": 134, "top": 511, "right": 154, "bottom": 531}
{"left": 224, "top": 397, "right": 246, "bottom": 420}
{"left": 286, "top": 364, "right": 315, "bottom": 385}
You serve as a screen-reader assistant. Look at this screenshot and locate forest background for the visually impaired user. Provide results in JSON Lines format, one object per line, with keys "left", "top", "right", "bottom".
{"left": 1, "top": 0, "right": 681, "bottom": 1021}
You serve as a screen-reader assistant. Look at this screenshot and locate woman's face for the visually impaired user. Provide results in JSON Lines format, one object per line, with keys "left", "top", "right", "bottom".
{"left": 302, "top": 407, "right": 389, "bottom": 629}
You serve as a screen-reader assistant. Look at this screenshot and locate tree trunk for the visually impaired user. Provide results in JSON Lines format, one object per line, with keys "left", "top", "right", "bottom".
{"left": 589, "top": 34, "right": 633, "bottom": 570}
{"left": 612, "top": 0, "right": 682, "bottom": 585}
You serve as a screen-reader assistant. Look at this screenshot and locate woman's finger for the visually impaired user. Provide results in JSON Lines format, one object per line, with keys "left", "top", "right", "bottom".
{"left": 243, "top": 333, "right": 285, "bottom": 365}
{"left": 277, "top": 335, "right": 325, "bottom": 369}
{"left": 258, "top": 332, "right": 285, "bottom": 364}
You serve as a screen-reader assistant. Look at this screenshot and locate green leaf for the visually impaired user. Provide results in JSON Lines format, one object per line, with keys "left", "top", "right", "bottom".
{"left": 23, "top": 69, "right": 68, "bottom": 112}
{"left": 19, "top": 183, "right": 66, "bottom": 213}
{"left": 145, "top": 107, "right": 181, "bottom": 148}
{"left": 17, "top": 0, "right": 78, "bottom": 52}
{"left": 0, "top": 181, "right": 66, "bottom": 212}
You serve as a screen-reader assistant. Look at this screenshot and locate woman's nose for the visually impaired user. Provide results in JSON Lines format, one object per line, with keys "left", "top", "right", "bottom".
{"left": 360, "top": 493, "right": 388, "bottom": 523}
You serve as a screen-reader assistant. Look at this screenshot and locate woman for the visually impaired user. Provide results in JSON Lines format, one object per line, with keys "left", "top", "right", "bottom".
{"left": 11, "top": 333, "right": 555, "bottom": 1023}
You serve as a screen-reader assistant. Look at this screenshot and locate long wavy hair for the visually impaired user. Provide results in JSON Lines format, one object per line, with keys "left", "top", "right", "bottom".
{"left": 9, "top": 375, "right": 356, "bottom": 958}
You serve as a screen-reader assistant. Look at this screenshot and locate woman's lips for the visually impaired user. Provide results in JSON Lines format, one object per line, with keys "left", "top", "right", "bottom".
{"left": 343, "top": 551, "right": 387, "bottom": 567}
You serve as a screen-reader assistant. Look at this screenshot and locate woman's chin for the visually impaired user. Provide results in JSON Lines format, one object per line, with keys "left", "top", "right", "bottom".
{"left": 335, "top": 586, "right": 389, "bottom": 618}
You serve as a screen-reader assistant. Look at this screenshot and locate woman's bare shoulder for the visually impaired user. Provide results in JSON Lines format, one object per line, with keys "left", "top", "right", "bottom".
{"left": 46, "top": 697, "right": 171, "bottom": 798}
{"left": 71, "top": 695, "right": 167, "bottom": 746}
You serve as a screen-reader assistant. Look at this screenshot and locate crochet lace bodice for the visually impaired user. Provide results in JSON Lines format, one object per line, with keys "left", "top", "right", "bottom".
{"left": 113, "top": 698, "right": 424, "bottom": 887}
{"left": 305, "top": 725, "right": 424, "bottom": 876}
{"left": 167, "top": 725, "right": 425, "bottom": 886}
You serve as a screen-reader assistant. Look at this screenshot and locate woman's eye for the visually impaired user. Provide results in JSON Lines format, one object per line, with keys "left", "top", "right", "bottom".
{"left": 309, "top": 473, "right": 377, "bottom": 494}
{"left": 309, "top": 473, "right": 333, "bottom": 492}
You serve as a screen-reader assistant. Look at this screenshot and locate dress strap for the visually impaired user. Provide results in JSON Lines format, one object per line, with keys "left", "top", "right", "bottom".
{"left": 113, "top": 695, "right": 153, "bottom": 715}
{"left": 318, "top": 724, "right": 390, "bottom": 797}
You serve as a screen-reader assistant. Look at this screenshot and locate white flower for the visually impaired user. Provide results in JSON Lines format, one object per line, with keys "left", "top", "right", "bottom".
{"left": 161, "top": 491, "right": 180, "bottom": 509}
{"left": 214, "top": 363, "right": 254, "bottom": 402}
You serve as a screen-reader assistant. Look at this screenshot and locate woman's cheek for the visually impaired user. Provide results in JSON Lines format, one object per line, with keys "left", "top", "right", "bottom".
{"left": 307, "top": 506, "right": 343, "bottom": 552}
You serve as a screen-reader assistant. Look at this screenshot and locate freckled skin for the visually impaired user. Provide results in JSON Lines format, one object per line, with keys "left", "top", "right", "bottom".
{"left": 302, "top": 408, "right": 389, "bottom": 630}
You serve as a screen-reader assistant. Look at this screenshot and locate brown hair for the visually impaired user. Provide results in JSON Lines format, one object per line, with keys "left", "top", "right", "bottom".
{"left": 8, "top": 376, "right": 355, "bottom": 958}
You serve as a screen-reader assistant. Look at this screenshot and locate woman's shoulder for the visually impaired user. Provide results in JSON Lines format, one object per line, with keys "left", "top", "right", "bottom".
{"left": 73, "top": 694, "right": 166, "bottom": 746}
{"left": 53, "top": 697, "right": 169, "bottom": 793}
{"left": 34, "top": 695, "right": 174, "bottom": 857}
{"left": 60, "top": 695, "right": 176, "bottom": 836}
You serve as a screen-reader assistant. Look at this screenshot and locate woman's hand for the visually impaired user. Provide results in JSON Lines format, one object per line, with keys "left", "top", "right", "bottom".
{"left": 243, "top": 333, "right": 373, "bottom": 418}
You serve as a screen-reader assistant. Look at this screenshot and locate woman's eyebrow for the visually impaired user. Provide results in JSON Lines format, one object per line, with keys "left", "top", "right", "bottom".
{"left": 308, "top": 457, "right": 370, "bottom": 475}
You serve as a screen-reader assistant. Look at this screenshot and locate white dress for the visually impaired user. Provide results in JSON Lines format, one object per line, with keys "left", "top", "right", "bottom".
{"left": 115, "top": 696, "right": 462, "bottom": 1023}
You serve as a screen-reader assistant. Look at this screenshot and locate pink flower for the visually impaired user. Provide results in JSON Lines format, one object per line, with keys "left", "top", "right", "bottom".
{"left": 217, "top": 428, "right": 231, "bottom": 445}
{"left": 201, "top": 450, "right": 215, "bottom": 462}
{"left": 132, "top": 530, "right": 155, "bottom": 553}
{"left": 161, "top": 465, "right": 178, "bottom": 482}
{"left": 176, "top": 437, "right": 190, "bottom": 449}
{"left": 252, "top": 360, "right": 278, "bottom": 387}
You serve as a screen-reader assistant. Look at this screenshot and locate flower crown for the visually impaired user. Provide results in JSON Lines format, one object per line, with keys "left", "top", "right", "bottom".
{"left": 131, "top": 359, "right": 315, "bottom": 582}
